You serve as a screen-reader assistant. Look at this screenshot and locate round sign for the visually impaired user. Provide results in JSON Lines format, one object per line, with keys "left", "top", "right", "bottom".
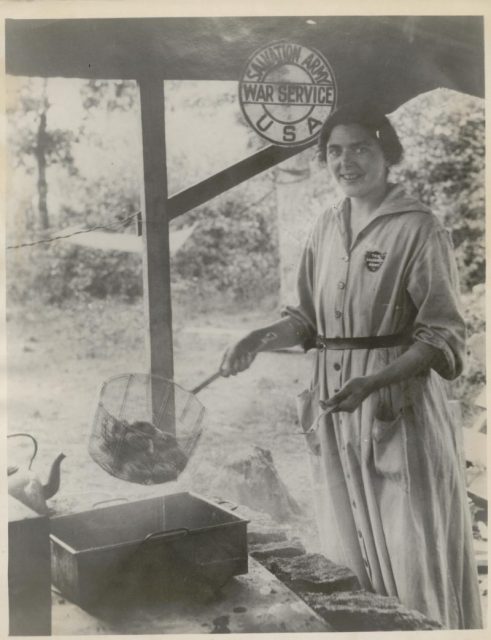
{"left": 239, "top": 41, "right": 337, "bottom": 147}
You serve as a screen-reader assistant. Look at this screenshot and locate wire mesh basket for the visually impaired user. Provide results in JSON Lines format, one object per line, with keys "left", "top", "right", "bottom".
{"left": 89, "top": 374, "right": 205, "bottom": 485}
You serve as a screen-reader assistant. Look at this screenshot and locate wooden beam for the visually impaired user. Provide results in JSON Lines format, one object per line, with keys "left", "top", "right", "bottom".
{"left": 138, "top": 77, "right": 174, "bottom": 422}
{"left": 167, "top": 142, "right": 314, "bottom": 219}
{"left": 5, "top": 17, "right": 484, "bottom": 108}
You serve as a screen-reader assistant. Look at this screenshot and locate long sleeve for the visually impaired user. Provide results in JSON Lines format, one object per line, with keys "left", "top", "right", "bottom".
{"left": 405, "top": 224, "right": 466, "bottom": 380}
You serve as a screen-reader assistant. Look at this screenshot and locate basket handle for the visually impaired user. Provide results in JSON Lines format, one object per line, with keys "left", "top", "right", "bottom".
{"left": 142, "top": 527, "right": 189, "bottom": 544}
{"left": 190, "top": 371, "right": 221, "bottom": 395}
{"left": 191, "top": 332, "right": 278, "bottom": 395}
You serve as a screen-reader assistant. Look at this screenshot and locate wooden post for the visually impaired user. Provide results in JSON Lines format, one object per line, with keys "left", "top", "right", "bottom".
{"left": 138, "top": 77, "right": 174, "bottom": 429}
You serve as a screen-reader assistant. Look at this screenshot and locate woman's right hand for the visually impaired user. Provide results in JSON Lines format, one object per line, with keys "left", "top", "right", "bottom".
{"left": 220, "top": 333, "right": 262, "bottom": 377}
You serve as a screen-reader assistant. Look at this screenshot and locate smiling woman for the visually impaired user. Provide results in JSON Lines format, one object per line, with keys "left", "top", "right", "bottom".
{"left": 220, "top": 102, "right": 482, "bottom": 630}
{"left": 325, "top": 124, "right": 388, "bottom": 214}
{"left": 318, "top": 104, "right": 404, "bottom": 239}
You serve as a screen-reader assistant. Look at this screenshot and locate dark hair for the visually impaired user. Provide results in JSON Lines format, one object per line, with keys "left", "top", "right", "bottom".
{"left": 317, "top": 102, "right": 403, "bottom": 166}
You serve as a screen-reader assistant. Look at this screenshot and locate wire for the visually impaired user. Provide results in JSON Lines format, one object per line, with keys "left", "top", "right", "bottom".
{"left": 7, "top": 188, "right": 275, "bottom": 250}
{"left": 6, "top": 211, "right": 141, "bottom": 250}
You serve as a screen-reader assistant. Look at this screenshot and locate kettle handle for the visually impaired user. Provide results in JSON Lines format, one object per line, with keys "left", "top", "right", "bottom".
{"left": 7, "top": 433, "right": 38, "bottom": 469}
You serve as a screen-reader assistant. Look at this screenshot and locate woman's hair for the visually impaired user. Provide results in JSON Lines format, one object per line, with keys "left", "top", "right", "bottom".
{"left": 317, "top": 102, "right": 404, "bottom": 166}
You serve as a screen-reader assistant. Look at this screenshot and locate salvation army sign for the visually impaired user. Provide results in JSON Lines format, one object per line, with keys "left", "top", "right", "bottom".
{"left": 239, "top": 41, "right": 337, "bottom": 147}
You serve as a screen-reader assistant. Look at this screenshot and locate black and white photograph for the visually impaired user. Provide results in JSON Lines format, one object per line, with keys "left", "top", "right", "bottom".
{"left": 2, "top": 1, "right": 488, "bottom": 636}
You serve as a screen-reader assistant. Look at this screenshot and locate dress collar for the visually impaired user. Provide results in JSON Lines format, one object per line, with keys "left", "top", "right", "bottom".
{"left": 331, "top": 183, "right": 431, "bottom": 251}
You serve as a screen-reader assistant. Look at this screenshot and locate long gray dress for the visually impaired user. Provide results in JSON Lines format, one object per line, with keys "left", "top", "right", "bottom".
{"left": 285, "top": 184, "right": 482, "bottom": 629}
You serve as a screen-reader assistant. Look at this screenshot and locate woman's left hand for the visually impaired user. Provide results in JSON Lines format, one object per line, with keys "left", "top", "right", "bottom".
{"left": 321, "top": 377, "right": 375, "bottom": 414}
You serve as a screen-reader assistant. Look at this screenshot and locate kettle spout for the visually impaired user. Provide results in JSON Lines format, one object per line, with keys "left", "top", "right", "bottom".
{"left": 42, "top": 453, "right": 66, "bottom": 499}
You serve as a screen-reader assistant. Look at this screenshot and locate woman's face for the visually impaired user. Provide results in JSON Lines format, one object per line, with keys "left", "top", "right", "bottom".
{"left": 326, "top": 124, "right": 388, "bottom": 200}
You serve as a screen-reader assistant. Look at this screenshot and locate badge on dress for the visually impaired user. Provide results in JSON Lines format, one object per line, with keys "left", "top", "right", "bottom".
{"left": 365, "top": 250, "right": 386, "bottom": 272}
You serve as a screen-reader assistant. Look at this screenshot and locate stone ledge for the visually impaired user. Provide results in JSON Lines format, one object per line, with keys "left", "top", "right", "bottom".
{"left": 223, "top": 493, "right": 444, "bottom": 631}
{"left": 247, "top": 529, "right": 288, "bottom": 545}
{"left": 250, "top": 538, "right": 306, "bottom": 561}
{"left": 303, "top": 590, "right": 442, "bottom": 631}
{"left": 263, "top": 552, "right": 361, "bottom": 595}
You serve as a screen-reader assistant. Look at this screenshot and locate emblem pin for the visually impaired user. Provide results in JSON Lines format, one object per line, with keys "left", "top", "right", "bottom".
{"left": 365, "top": 251, "right": 386, "bottom": 272}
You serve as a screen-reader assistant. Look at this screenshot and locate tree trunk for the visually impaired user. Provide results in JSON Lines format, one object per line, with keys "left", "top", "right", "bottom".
{"left": 35, "top": 81, "right": 49, "bottom": 230}
{"left": 274, "top": 152, "right": 312, "bottom": 305}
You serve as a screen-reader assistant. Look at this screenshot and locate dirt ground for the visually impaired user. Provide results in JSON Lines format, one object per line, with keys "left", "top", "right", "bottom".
{"left": 6, "top": 297, "right": 318, "bottom": 536}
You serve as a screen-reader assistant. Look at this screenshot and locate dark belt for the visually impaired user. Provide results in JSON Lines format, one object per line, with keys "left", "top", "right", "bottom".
{"left": 316, "top": 333, "right": 412, "bottom": 350}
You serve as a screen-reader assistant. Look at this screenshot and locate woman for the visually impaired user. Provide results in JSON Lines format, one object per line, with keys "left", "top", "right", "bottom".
{"left": 220, "top": 103, "right": 482, "bottom": 629}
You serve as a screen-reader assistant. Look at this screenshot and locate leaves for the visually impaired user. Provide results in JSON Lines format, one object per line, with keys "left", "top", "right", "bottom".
{"left": 7, "top": 82, "right": 484, "bottom": 308}
{"left": 172, "top": 183, "right": 280, "bottom": 303}
{"left": 80, "top": 80, "right": 138, "bottom": 113}
{"left": 391, "top": 89, "right": 485, "bottom": 290}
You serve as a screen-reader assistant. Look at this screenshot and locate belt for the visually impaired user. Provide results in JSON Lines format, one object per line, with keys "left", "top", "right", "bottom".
{"left": 316, "top": 333, "right": 412, "bottom": 350}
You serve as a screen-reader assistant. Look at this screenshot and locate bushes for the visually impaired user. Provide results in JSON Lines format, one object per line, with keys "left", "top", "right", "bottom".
{"left": 7, "top": 186, "right": 279, "bottom": 307}
{"left": 391, "top": 90, "right": 485, "bottom": 291}
{"left": 7, "top": 85, "right": 484, "bottom": 309}
{"left": 171, "top": 189, "right": 280, "bottom": 304}
{"left": 7, "top": 240, "right": 142, "bottom": 305}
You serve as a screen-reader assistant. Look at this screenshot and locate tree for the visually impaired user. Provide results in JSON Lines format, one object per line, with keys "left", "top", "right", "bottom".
{"left": 80, "top": 79, "right": 138, "bottom": 113}
{"left": 35, "top": 80, "right": 49, "bottom": 229}
{"left": 7, "top": 77, "right": 78, "bottom": 230}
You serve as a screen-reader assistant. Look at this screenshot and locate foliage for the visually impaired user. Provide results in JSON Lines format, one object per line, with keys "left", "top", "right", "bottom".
{"left": 6, "top": 82, "right": 485, "bottom": 313}
{"left": 6, "top": 78, "right": 144, "bottom": 305}
{"left": 7, "top": 241, "right": 142, "bottom": 305}
{"left": 59, "top": 171, "right": 140, "bottom": 232}
{"left": 171, "top": 184, "right": 280, "bottom": 303}
{"left": 80, "top": 80, "right": 138, "bottom": 113}
{"left": 7, "top": 79, "right": 77, "bottom": 176}
{"left": 391, "top": 90, "right": 485, "bottom": 290}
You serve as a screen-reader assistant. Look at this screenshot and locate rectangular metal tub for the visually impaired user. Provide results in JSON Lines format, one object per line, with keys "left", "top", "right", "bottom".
{"left": 50, "top": 491, "right": 248, "bottom": 610}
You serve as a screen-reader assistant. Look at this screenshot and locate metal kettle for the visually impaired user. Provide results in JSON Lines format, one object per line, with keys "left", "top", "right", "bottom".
{"left": 8, "top": 433, "right": 65, "bottom": 515}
